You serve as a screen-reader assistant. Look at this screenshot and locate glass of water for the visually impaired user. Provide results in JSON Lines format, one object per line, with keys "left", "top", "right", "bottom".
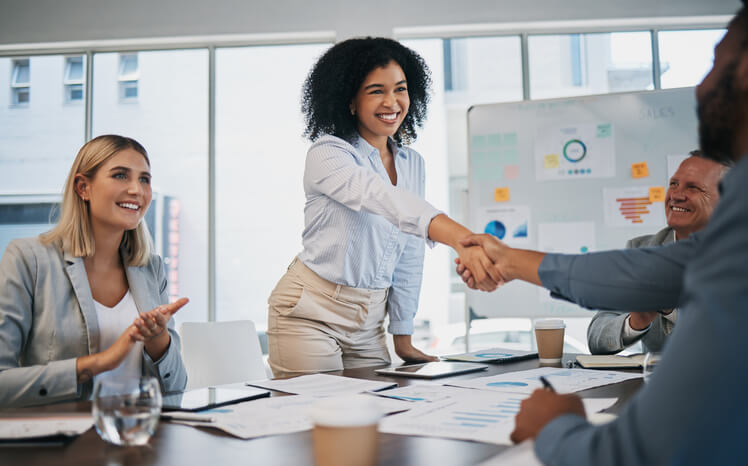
{"left": 93, "top": 377, "right": 162, "bottom": 446}
{"left": 642, "top": 352, "right": 661, "bottom": 383}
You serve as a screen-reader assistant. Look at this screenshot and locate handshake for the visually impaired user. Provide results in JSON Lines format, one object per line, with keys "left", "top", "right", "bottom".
{"left": 454, "top": 234, "right": 545, "bottom": 292}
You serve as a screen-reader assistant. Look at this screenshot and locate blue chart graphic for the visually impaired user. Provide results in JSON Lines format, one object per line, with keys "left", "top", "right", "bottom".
{"left": 391, "top": 396, "right": 426, "bottom": 401}
{"left": 474, "top": 353, "right": 513, "bottom": 359}
{"left": 563, "top": 139, "right": 587, "bottom": 162}
{"left": 513, "top": 222, "right": 528, "bottom": 238}
{"left": 487, "top": 381, "right": 529, "bottom": 387}
{"left": 485, "top": 220, "right": 506, "bottom": 239}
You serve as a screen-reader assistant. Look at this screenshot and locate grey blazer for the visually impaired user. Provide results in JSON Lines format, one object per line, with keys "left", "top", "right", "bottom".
{"left": 587, "top": 226, "right": 676, "bottom": 354}
{"left": 0, "top": 237, "right": 187, "bottom": 408}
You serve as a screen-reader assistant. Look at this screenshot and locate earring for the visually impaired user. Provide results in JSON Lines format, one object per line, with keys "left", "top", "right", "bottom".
{"left": 350, "top": 107, "right": 356, "bottom": 115}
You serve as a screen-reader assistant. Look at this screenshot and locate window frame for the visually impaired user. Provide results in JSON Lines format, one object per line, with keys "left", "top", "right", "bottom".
{"left": 10, "top": 58, "right": 30, "bottom": 106}
{"left": 63, "top": 55, "right": 85, "bottom": 103}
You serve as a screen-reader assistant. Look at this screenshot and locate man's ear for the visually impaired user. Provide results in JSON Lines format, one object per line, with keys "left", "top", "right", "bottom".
{"left": 74, "top": 174, "right": 90, "bottom": 201}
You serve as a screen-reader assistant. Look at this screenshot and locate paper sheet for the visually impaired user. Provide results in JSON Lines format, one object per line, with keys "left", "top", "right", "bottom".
{"left": 537, "top": 221, "right": 595, "bottom": 303}
{"left": 0, "top": 414, "right": 94, "bottom": 439}
{"left": 446, "top": 367, "right": 640, "bottom": 395}
{"left": 475, "top": 205, "right": 531, "bottom": 246}
{"left": 246, "top": 373, "right": 396, "bottom": 397}
{"left": 535, "top": 122, "right": 616, "bottom": 181}
{"left": 370, "top": 385, "right": 483, "bottom": 403}
{"left": 603, "top": 186, "right": 666, "bottom": 227}
{"left": 379, "top": 390, "right": 617, "bottom": 446}
{"left": 173, "top": 394, "right": 411, "bottom": 440}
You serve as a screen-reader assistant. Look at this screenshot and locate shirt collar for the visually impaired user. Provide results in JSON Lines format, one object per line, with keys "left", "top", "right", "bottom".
{"left": 351, "top": 133, "right": 407, "bottom": 161}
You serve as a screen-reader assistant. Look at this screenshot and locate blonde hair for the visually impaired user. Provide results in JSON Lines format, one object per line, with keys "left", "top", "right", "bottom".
{"left": 41, "top": 134, "right": 154, "bottom": 266}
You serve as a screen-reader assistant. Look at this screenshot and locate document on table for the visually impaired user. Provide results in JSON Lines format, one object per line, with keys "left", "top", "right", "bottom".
{"left": 379, "top": 391, "right": 616, "bottom": 445}
{"left": 447, "top": 367, "right": 640, "bottom": 394}
{"left": 370, "top": 384, "right": 485, "bottom": 403}
{"left": 172, "top": 394, "right": 411, "bottom": 440}
{"left": 247, "top": 373, "right": 396, "bottom": 397}
{"left": 0, "top": 413, "right": 94, "bottom": 440}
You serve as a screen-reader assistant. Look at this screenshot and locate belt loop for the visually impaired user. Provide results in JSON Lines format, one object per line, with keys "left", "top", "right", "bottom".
{"left": 333, "top": 284, "right": 342, "bottom": 299}
{"left": 287, "top": 256, "right": 298, "bottom": 271}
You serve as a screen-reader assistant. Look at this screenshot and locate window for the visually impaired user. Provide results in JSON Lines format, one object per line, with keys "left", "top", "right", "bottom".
{"left": 63, "top": 56, "right": 85, "bottom": 103}
{"left": 659, "top": 29, "right": 727, "bottom": 89}
{"left": 94, "top": 49, "right": 209, "bottom": 324}
{"left": 10, "top": 59, "right": 30, "bottom": 105}
{"left": 529, "top": 32, "right": 653, "bottom": 99}
{"left": 118, "top": 54, "right": 138, "bottom": 102}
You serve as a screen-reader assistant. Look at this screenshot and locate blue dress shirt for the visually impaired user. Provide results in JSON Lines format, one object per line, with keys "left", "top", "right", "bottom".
{"left": 297, "top": 134, "right": 442, "bottom": 335}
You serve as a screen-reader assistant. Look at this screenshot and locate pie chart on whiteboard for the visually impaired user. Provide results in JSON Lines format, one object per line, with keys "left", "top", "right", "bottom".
{"left": 484, "top": 220, "right": 506, "bottom": 239}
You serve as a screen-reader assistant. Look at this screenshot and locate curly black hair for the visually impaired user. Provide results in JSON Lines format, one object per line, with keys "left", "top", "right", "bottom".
{"left": 301, "top": 37, "right": 432, "bottom": 146}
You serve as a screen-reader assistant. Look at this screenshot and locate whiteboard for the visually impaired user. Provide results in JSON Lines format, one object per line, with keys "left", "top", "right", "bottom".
{"left": 466, "top": 87, "right": 697, "bottom": 318}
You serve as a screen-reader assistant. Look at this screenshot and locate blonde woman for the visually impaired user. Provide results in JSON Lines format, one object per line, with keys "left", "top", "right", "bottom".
{"left": 0, "top": 135, "right": 188, "bottom": 408}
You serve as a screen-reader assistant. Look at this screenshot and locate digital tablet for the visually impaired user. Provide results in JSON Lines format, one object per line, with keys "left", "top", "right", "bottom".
{"left": 162, "top": 386, "right": 270, "bottom": 412}
{"left": 374, "top": 362, "right": 488, "bottom": 379}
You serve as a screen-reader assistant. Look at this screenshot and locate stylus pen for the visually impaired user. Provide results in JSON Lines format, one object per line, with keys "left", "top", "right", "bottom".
{"left": 539, "top": 376, "right": 556, "bottom": 393}
{"left": 161, "top": 414, "right": 215, "bottom": 423}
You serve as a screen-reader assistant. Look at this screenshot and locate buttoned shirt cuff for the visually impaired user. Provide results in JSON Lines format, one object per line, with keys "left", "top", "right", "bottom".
{"left": 387, "top": 319, "right": 414, "bottom": 335}
{"left": 621, "top": 314, "right": 650, "bottom": 345}
{"left": 535, "top": 414, "right": 590, "bottom": 464}
{"left": 421, "top": 208, "right": 444, "bottom": 248}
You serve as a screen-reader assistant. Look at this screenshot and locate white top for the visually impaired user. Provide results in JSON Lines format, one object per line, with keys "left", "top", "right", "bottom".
{"left": 92, "top": 291, "right": 143, "bottom": 388}
{"left": 622, "top": 309, "right": 678, "bottom": 344}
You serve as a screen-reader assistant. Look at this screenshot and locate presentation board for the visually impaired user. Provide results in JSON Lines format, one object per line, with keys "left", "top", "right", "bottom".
{"left": 466, "top": 87, "right": 697, "bottom": 318}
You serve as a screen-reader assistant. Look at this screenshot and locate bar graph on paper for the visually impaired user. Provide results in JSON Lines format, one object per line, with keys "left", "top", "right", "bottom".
{"left": 603, "top": 186, "right": 665, "bottom": 227}
{"left": 379, "top": 392, "right": 526, "bottom": 445}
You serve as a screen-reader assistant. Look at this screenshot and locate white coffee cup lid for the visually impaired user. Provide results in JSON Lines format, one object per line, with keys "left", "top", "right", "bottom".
{"left": 534, "top": 319, "right": 565, "bottom": 329}
{"left": 308, "top": 395, "right": 382, "bottom": 427}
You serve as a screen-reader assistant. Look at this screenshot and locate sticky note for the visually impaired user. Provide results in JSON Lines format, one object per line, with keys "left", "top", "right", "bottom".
{"left": 544, "top": 154, "right": 560, "bottom": 169}
{"left": 494, "top": 187, "right": 510, "bottom": 202}
{"left": 632, "top": 162, "right": 649, "bottom": 179}
{"left": 649, "top": 186, "right": 665, "bottom": 202}
{"left": 504, "top": 164, "right": 520, "bottom": 180}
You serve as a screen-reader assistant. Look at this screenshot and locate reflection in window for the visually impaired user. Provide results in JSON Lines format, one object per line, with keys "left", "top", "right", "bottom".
{"left": 11, "top": 58, "right": 30, "bottom": 105}
{"left": 659, "top": 29, "right": 726, "bottom": 89}
{"left": 64, "top": 56, "right": 85, "bottom": 103}
{"left": 118, "top": 53, "right": 138, "bottom": 101}
{"left": 529, "top": 32, "right": 653, "bottom": 99}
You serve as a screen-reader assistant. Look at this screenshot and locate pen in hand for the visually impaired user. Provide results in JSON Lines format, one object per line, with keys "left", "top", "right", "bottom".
{"left": 539, "top": 375, "right": 556, "bottom": 393}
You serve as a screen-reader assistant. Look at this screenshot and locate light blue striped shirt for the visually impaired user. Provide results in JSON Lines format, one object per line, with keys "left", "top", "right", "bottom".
{"left": 297, "top": 134, "right": 442, "bottom": 335}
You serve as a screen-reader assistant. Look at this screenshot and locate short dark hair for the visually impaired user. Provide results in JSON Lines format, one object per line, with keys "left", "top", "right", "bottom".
{"left": 301, "top": 37, "right": 432, "bottom": 146}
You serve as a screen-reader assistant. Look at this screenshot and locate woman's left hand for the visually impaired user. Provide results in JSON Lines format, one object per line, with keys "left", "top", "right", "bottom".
{"left": 393, "top": 334, "right": 439, "bottom": 363}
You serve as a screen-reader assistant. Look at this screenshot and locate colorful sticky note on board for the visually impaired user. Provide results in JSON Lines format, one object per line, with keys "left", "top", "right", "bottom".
{"left": 544, "top": 154, "right": 560, "bottom": 169}
{"left": 504, "top": 164, "right": 520, "bottom": 180}
{"left": 631, "top": 162, "right": 649, "bottom": 179}
{"left": 494, "top": 187, "right": 510, "bottom": 202}
{"left": 649, "top": 186, "right": 666, "bottom": 202}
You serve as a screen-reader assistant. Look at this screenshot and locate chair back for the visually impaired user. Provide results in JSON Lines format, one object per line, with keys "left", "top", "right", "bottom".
{"left": 179, "top": 320, "right": 267, "bottom": 390}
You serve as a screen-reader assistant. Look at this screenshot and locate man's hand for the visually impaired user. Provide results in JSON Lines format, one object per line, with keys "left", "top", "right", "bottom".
{"left": 510, "top": 389, "right": 586, "bottom": 443}
{"left": 393, "top": 335, "right": 439, "bottom": 363}
{"left": 455, "top": 234, "right": 509, "bottom": 290}
{"left": 628, "top": 311, "right": 659, "bottom": 331}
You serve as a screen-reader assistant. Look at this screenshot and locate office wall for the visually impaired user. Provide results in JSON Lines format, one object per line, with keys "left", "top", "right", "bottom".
{"left": 0, "top": 0, "right": 741, "bottom": 46}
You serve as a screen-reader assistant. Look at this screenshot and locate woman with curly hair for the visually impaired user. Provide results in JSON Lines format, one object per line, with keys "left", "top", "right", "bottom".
{"left": 267, "top": 37, "right": 498, "bottom": 377}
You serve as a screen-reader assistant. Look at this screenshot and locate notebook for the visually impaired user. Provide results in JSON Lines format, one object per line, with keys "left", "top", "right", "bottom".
{"left": 576, "top": 354, "right": 647, "bottom": 369}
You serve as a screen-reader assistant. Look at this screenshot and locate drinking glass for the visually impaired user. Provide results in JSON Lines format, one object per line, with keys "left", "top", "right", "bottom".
{"left": 93, "top": 377, "right": 162, "bottom": 446}
{"left": 642, "top": 352, "right": 661, "bottom": 383}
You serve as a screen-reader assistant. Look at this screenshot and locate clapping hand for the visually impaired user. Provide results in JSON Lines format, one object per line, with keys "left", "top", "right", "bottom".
{"left": 133, "top": 297, "right": 189, "bottom": 340}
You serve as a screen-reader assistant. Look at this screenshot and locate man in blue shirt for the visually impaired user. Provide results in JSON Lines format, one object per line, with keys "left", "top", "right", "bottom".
{"left": 458, "top": 3, "right": 748, "bottom": 464}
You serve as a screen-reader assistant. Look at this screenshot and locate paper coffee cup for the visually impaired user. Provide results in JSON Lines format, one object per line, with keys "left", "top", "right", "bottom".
{"left": 534, "top": 319, "right": 566, "bottom": 363}
{"left": 309, "top": 395, "right": 381, "bottom": 466}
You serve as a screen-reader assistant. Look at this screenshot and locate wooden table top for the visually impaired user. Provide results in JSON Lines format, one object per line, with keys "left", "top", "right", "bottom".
{"left": 0, "top": 355, "right": 642, "bottom": 466}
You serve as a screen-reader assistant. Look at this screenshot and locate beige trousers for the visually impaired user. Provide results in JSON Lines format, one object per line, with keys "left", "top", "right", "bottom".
{"left": 267, "top": 258, "right": 391, "bottom": 378}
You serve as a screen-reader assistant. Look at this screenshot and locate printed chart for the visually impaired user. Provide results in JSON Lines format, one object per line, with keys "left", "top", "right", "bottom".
{"left": 603, "top": 186, "right": 666, "bottom": 227}
{"left": 476, "top": 205, "right": 531, "bottom": 246}
{"left": 447, "top": 367, "right": 641, "bottom": 395}
{"left": 535, "top": 122, "right": 616, "bottom": 181}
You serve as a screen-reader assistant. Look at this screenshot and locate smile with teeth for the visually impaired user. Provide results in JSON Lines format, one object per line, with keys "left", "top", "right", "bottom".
{"left": 376, "top": 112, "right": 400, "bottom": 122}
{"left": 118, "top": 202, "right": 140, "bottom": 211}
{"left": 670, "top": 206, "right": 690, "bottom": 213}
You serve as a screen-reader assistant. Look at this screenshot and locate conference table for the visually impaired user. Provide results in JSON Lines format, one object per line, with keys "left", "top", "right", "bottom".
{"left": 2, "top": 354, "right": 642, "bottom": 466}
